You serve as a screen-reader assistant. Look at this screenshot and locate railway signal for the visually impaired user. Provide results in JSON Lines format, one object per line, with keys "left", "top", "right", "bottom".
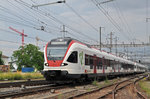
{"left": 9, "top": 26, "right": 27, "bottom": 48}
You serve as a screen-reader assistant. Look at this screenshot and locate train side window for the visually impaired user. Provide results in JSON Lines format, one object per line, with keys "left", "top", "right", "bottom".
{"left": 97, "top": 58, "right": 99, "bottom": 69}
{"left": 67, "top": 51, "right": 78, "bottom": 63}
{"left": 85, "top": 54, "right": 89, "bottom": 65}
{"left": 90, "top": 56, "right": 93, "bottom": 65}
{"left": 90, "top": 56, "right": 93, "bottom": 69}
{"left": 107, "top": 60, "right": 110, "bottom": 67}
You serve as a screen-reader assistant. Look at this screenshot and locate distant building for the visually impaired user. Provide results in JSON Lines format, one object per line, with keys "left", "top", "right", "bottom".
{"left": 0, "top": 65, "right": 10, "bottom": 72}
{"left": 2, "top": 55, "right": 9, "bottom": 65}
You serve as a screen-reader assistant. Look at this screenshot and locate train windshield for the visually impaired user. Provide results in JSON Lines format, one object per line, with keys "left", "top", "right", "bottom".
{"left": 47, "top": 47, "right": 67, "bottom": 60}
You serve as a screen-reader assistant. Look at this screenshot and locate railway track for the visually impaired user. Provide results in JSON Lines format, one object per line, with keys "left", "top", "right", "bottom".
{"left": 0, "top": 82, "right": 71, "bottom": 98}
{"left": 0, "top": 79, "right": 74, "bottom": 98}
{"left": 0, "top": 79, "right": 50, "bottom": 88}
{"left": 0, "top": 74, "right": 148, "bottom": 99}
{"left": 134, "top": 76, "right": 148, "bottom": 99}
{"left": 68, "top": 74, "right": 148, "bottom": 99}
{"left": 0, "top": 79, "right": 73, "bottom": 88}
{"left": 0, "top": 79, "right": 90, "bottom": 98}
{"left": 110, "top": 74, "right": 148, "bottom": 99}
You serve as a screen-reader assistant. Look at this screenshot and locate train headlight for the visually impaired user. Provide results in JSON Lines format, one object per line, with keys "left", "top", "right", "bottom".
{"left": 61, "top": 63, "right": 68, "bottom": 66}
{"left": 45, "top": 63, "right": 49, "bottom": 66}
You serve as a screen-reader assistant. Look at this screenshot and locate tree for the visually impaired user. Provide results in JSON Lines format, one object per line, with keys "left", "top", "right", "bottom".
{"left": 12, "top": 44, "right": 44, "bottom": 71}
{"left": 0, "top": 51, "right": 4, "bottom": 65}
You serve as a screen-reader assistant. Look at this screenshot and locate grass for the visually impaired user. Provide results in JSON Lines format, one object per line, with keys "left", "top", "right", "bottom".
{"left": 139, "top": 80, "right": 150, "bottom": 97}
{"left": 58, "top": 93, "right": 63, "bottom": 99}
{"left": 92, "top": 80, "right": 98, "bottom": 86}
{"left": 92, "top": 77, "right": 112, "bottom": 89}
{"left": 0, "top": 72, "right": 44, "bottom": 80}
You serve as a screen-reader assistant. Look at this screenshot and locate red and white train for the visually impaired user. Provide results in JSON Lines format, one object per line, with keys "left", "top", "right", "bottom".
{"left": 42, "top": 37, "right": 147, "bottom": 81}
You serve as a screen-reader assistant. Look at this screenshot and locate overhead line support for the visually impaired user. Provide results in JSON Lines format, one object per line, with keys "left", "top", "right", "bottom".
{"left": 32, "top": 0, "right": 65, "bottom": 8}
{"left": 99, "top": 27, "right": 104, "bottom": 50}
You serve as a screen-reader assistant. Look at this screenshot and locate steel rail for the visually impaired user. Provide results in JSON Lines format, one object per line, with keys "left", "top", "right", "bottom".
{"left": 112, "top": 74, "right": 148, "bottom": 99}
{"left": 68, "top": 76, "right": 136, "bottom": 99}
{"left": 68, "top": 74, "right": 147, "bottom": 99}
{"left": 0, "top": 80, "right": 51, "bottom": 88}
{"left": 0, "top": 79, "right": 73, "bottom": 88}
{"left": 0, "top": 84, "right": 69, "bottom": 98}
{"left": 133, "top": 75, "right": 149, "bottom": 99}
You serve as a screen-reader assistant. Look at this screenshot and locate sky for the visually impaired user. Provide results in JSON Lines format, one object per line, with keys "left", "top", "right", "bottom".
{"left": 0, "top": 0, "right": 150, "bottom": 62}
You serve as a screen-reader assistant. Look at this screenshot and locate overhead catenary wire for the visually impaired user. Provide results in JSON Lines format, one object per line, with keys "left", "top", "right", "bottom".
{"left": 112, "top": 0, "right": 145, "bottom": 44}
{"left": 64, "top": 2, "right": 109, "bottom": 45}
{"left": 65, "top": 3, "right": 99, "bottom": 32}
{"left": 0, "top": 28, "right": 48, "bottom": 43}
{"left": 91, "top": 0, "right": 142, "bottom": 44}
{"left": 30, "top": 0, "right": 88, "bottom": 31}
{"left": 0, "top": 5, "right": 37, "bottom": 27}
{"left": 0, "top": 1, "right": 62, "bottom": 36}
{"left": 15, "top": 0, "right": 100, "bottom": 44}
{"left": 91, "top": 0, "right": 122, "bottom": 32}
{"left": 0, "top": 2, "right": 72, "bottom": 41}
{"left": 112, "top": 1, "right": 135, "bottom": 42}
{"left": 30, "top": 0, "right": 102, "bottom": 44}
{"left": 1, "top": 3, "right": 60, "bottom": 29}
{"left": 0, "top": 39, "right": 22, "bottom": 45}
{"left": 7, "top": 0, "right": 61, "bottom": 31}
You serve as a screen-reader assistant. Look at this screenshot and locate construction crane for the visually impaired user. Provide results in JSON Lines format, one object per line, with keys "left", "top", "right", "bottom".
{"left": 9, "top": 27, "right": 27, "bottom": 48}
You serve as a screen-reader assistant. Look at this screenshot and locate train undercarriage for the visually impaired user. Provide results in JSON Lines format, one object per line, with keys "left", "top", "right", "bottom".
{"left": 42, "top": 70, "right": 144, "bottom": 82}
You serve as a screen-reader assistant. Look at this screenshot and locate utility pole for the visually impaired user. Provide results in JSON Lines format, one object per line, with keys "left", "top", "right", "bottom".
{"left": 149, "top": 36, "right": 150, "bottom": 44}
{"left": 109, "top": 32, "right": 113, "bottom": 53}
{"left": 106, "top": 32, "right": 114, "bottom": 53}
{"left": 146, "top": 17, "right": 150, "bottom": 43}
{"left": 61, "top": 25, "right": 67, "bottom": 38}
{"left": 99, "top": 27, "right": 104, "bottom": 50}
{"left": 9, "top": 27, "right": 27, "bottom": 49}
{"left": 115, "top": 37, "right": 119, "bottom": 56}
{"left": 126, "top": 47, "right": 128, "bottom": 59}
{"left": 144, "top": 47, "right": 146, "bottom": 57}
{"left": 36, "top": 36, "right": 40, "bottom": 47}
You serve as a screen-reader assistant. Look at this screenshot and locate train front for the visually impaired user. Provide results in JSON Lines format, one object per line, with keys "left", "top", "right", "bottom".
{"left": 42, "top": 37, "right": 72, "bottom": 81}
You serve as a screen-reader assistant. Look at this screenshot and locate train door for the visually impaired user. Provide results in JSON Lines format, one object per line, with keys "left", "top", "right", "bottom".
{"left": 102, "top": 57, "right": 105, "bottom": 73}
{"left": 113, "top": 60, "right": 116, "bottom": 73}
{"left": 118, "top": 62, "right": 120, "bottom": 73}
{"left": 93, "top": 55, "right": 97, "bottom": 73}
{"left": 105, "top": 59, "right": 108, "bottom": 73}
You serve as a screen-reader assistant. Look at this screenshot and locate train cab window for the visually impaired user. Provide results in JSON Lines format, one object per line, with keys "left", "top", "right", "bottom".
{"left": 67, "top": 51, "right": 78, "bottom": 63}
